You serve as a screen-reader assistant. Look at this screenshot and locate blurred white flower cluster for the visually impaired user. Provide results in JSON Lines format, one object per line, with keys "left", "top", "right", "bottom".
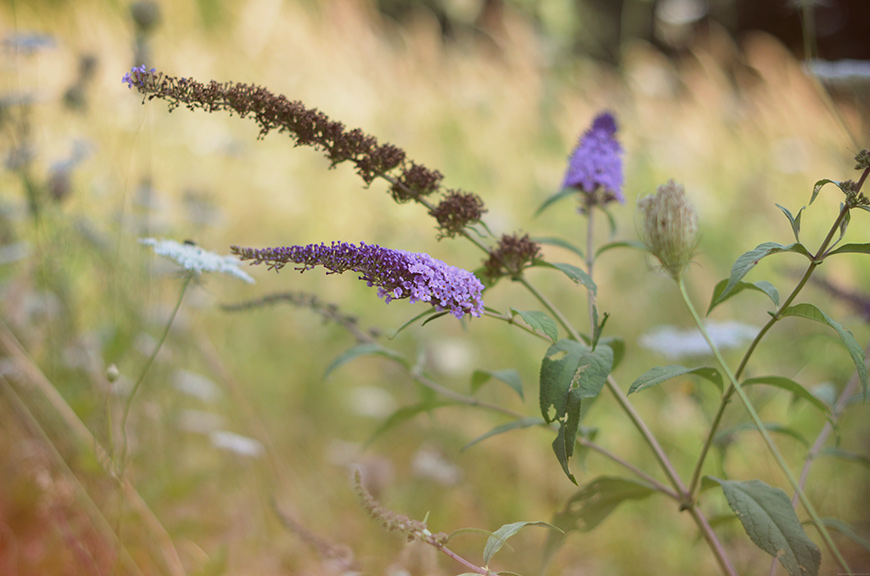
{"left": 140, "top": 237, "right": 254, "bottom": 283}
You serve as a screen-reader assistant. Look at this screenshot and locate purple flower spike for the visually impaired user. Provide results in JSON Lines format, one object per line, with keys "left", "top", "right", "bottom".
{"left": 232, "top": 242, "right": 485, "bottom": 319}
{"left": 562, "top": 111, "right": 624, "bottom": 204}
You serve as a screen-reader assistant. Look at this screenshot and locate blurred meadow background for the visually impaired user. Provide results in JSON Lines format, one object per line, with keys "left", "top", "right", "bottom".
{"left": 1, "top": 0, "right": 869, "bottom": 574}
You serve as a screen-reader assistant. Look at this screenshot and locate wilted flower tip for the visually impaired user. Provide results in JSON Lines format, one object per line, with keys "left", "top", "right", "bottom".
{"left": 122, "top": 65, "right": 158, "bottom": 89}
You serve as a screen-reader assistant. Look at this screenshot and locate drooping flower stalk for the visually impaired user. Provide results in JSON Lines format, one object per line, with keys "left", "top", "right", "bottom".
{"left": 232, "top": 241, "right": 484, "bottom": 319}
{"left": 122, "top": 66, "right": 487, "bottom": 240}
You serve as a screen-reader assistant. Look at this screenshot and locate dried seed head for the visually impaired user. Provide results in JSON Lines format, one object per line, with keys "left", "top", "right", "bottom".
{"left": 637, "top": 180, "right": 698, "bottom": 280}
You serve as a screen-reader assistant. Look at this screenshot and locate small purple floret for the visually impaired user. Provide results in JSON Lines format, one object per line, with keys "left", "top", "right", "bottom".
{"left": 122, "top": 65, "right": 157, "bottom": 89}
{"left": 240, "top": 242, "right": 485, "bottom": 319}
{"left": 561, "top": 111, "right": 624, "bottom": 203}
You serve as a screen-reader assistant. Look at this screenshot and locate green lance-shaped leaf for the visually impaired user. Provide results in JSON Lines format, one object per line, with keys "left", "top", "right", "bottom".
{"left": 595, "top": 239, "right": 646, "bottom": 257}
{"left": 707, "top": 478, "right": 820, "bottom": 576}
{"left": 708, "top": 279, "right": 780, "bottom": 315}
{"left": 510, "top": 308, "right": 559, "bottom": 343}
{"left": 824, "top": 242, "right": 870, "bottom": 257}
{"left": 832, "top": 205, "right": 851, "bottom": 250}
{"left": 540, "top": 340, "right": 613, "bottom": 423}
{"left": 364, "top": 400, "right": 456, "bottom": 447}
{"left": 775, "top": 203, "right": 804, "bottom": 242}
{"left": 471, "top": 369, "right": 524, "bottom": 400}
{"left": 482, "top": 521, "right": 561, "bottom": 565}
{"left": 820, "top": 518, "right": 870, "bottom": 553}
{"left": 810, "top": 178, "right": 845, "bottom": 205}
{"left": 324, "top": 343, "right": 404, "bottom": 379}
{"left": 540, "top": 340, "right": 613, "bottom": 483}
{"left": 741, "top": 376, "right": 830, "bottom": 416}
{"left": 780, "top": 303, "right": 868, "bottom": 397}
{"left": 551, "top": 422, "right": 577, "bottom": 484}
{"left": 819, "top": 448, "right": 870, "bottom": 470}
{"left": 391, "top": 308, "right": 441, "bottom": 337}
{"left": 535, "top": 187, "right": 575, "bottom": 217}
{"left": 461, "top": 417, "right": 544, "bottom": 451}
{"left": 628, "top": 365, "right": 723, "bottom": 395}
{"left": 590, "top": 305, "right": 609, "bottom": 351}
{"left": 718, "top": 242, "right": 812, "bottom": 303}
{"left": 557, "top": 476, "right": 657, "bottom": 531}
{"left": 714, "top": 421, "right": 809, "bottom": 448}
{"left": 534, "top": 261, "right": 597, "bottom": 295}
{"left": 533, "top": 236, "right": 585, "bottom": 260}
{"left": 544, "top": 476, "right": 656, "bottom": 564}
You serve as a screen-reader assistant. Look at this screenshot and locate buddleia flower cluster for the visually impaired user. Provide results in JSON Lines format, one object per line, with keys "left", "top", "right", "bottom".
{"left": 231, "top": 241, "right": 484, "bottom": 319}
{"left": 562, "top": 111, "right": 624, "bottom": 208}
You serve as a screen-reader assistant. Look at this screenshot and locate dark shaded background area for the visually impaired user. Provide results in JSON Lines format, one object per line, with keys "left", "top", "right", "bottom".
{"left": 375, "top": 0, "right": 870, "bottom": 63}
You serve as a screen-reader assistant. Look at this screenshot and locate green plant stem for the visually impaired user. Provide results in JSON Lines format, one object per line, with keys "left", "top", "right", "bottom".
{"left": 582, "top": 208, "right": 736, "bottom": 576}
{"left": 1, "top": 375, "right": 147, "bottom": 576}
{"left": 430, "top": 539, "right": 498, "bottom": 576}
{"left": 0, "top": 318, "right": 186, "bottom": 576}
{"left": 119, "top": 273, "right": 192, "bottom": 470}
{"left": 581, "top": 208, "right": 685, "bottom": 496}
{"left": 404, "top": 353, "right": 678, "bottom": 495}
{"left": 396, "top": 167, "right": 734, "bottom": 572}
{"left": 517, "top": 277, "right": 583, "bottom": 342}
{"left": 678, "top": 276, "right": 850, "bottom": 572}
{"left": 483, "top": 309, "right": 551, "bottom": 340}
{"left": 768, "top": 341, "right": 867, "bottom": 576}
{"left": 688, "top": 204, "right": 851, "bottom": 498}
{"left": 585, "top": 203, "right": 597, "bottom": 331}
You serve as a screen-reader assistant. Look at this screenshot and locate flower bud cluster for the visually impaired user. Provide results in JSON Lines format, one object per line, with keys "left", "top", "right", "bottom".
{"left": 483, "top": 233, "right": 541, "bottom": 281}
{"left": 637, "top": 180, "right": 698, "bottom": 280}
{"left": 428, "top": 190, "right": 487, "bottom": 238}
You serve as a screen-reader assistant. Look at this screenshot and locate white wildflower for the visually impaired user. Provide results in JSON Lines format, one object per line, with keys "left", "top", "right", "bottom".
{"left": 210, "top": 430, "right": 264, "bottom": 457}
{"left": 140, "top": 238, "right": 254, "bottom": 283}
{"left": 171, "top": 369, "right": 222, "bottom": 402}
{"left": 639, "top": 321, "right": 757, "bottom": 360}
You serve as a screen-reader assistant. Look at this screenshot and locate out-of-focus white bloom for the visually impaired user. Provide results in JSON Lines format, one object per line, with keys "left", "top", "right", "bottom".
{"left": 171, "top": 369, "right": 221, "bottom": 402}
{"left": 639, "top": 321, "right": 757, "bottom": 360}
{"left": 805, "top": 59, "right": 870, "bottom": 83}
{"left": 0, "top": 241, "right": 31, "bottom": 265}
{"left": 411, "top": 447, "right": 461, "bottom": 486}
{"left": 140, "top": 237, "right": 254, "bottom": 283}
{"left": 210, "top": 430, "right": 264, "bottom": 457}
{"left": 347, "top": 386, "right": 397, "bottom": 418}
